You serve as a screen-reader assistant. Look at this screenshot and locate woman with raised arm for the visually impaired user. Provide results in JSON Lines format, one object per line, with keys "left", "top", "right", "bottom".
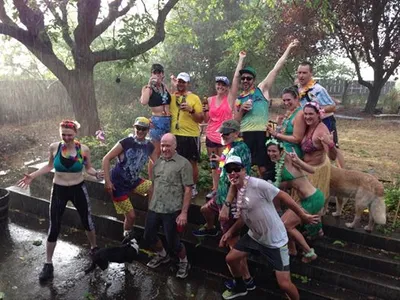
{"left": 140, "top": 64, "right": 171, "bottom": 172}
{"left": 266, "top": 139, "right": 324, "bottom": 262}
{"left": 17, "top": 120, "right": 103, "bottom": 282}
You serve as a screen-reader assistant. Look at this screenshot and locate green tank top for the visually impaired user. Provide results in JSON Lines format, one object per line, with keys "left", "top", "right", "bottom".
{"left": 282, "top": 107, "right": 303, "bottom": 158}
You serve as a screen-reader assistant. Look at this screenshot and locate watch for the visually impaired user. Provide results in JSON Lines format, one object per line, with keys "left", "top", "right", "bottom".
{"left": 224, "top": 201, "right": 232, "bottom": 208}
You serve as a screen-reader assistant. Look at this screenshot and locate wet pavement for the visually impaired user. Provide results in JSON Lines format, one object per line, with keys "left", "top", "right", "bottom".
{"left": 0, "top": 222, "right": 221, "bottom": 300}
{"left": 0, "top": 215, "right": 272, "bottom": 300}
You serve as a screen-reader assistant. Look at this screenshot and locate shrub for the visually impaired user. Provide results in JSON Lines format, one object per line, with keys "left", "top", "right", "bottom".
{"left": 381, "top": 88, "right": 400, "bottom": 114}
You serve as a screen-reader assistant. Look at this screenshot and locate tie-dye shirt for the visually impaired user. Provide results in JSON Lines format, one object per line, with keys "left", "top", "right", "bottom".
{"left": 236, "top": 87, "right": 269, "bottom": 132}
{"left": 111, "top": 136, "right": 154, "bottom": 185}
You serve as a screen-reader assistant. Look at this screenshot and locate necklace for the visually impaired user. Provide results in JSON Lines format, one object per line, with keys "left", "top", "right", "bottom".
{"left": 235, "top": 86, "right": 256, "bottom": 111}
{"left": 273, "top": 153, "right": 286, "bottom": 187}
{"left": 219, "top": 138, "right": 244, "bottom": 170}
{"left": 61, "top": 140, "right": 84, "bottom": 164}
{"left": 234, "top": 175, "right": 250, "bottom": 219}
{"left": 299, "top": 79, "right": 316, "bottom": 99}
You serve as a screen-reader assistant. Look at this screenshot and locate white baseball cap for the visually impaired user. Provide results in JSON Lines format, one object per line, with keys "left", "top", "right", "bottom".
{"left": 177, "top": 72, "right": 190, "bottom": 82}
{"left": 224, "top": 155, "right": 243, "bottom": 167}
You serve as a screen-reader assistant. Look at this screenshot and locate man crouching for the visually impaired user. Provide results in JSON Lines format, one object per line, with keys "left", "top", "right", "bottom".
{"left": 220, "top": 156, "right": 319, "bottom": 300}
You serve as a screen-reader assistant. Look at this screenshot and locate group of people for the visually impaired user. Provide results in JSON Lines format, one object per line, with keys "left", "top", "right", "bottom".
{"left": 17, "top": 39, "right": 345, "bottom": 300}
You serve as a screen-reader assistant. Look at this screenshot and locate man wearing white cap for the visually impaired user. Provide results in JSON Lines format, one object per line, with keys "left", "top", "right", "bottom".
{"left": 170, "top": 72, "right": 204, "bottom": 198}
{"left": 220, "top": 155, "right": 319, "bottom": 300}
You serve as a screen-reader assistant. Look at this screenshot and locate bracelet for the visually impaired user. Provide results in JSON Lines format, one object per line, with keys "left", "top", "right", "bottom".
{"left": 224, "top": 201, "right": 231, "bottom": 208}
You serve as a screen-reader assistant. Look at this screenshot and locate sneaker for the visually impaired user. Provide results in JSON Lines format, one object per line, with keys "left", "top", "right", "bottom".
{"left": 176, "top": 261, "right": 190, "bottom": 279}
{"left": 39, "top": 263, "right": 54, "bottom": 282}
{"left": 191, "top": 185, "right": 199, "bottom": 199}
{"left": 206, "top": 190, "right": 217, "bottom": 200}
{"left": 222, "top": 287, "right": 248, "bottom": 300}
{"left": 192, "top": 224, "right": 220, "bottom": 237}
{"left": 146, "top": 254, "right": 170, "bottom": 269}
{"left": 224, "top": 277, "right": 256, "bottom": 291}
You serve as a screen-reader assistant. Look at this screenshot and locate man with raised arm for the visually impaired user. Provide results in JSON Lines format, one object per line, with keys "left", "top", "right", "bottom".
{"left": 232, "top": 41, "right": 299, "bottom": 179}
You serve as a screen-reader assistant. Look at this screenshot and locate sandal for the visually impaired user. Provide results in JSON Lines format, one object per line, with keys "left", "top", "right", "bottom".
{"left": 301, "top": 248, "right": 317, "bottom": 263}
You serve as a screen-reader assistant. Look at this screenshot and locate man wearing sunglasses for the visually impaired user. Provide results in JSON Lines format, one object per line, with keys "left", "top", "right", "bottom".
{"left": 170, "top": 72, "right": 204, "bottom": 198}
{"left": 102, "top": 117, "right": 157, "bottom": 241}
{"left": 231, "top": 42, "right": 299, "bottom": 180}
{"left": 220, "top": 156, "right": 319, "bottom": 300}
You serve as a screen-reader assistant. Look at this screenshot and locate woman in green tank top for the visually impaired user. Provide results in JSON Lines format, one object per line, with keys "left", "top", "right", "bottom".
{"left": 267, "top": 86, "right": 305, "bottom": 158}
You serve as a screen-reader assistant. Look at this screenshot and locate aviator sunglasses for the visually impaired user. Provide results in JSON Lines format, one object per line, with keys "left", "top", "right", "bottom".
{"left": 135, "top": 126, "right": 148, "bottom": 131}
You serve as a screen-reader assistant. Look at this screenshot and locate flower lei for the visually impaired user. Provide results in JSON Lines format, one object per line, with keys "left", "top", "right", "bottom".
{"left": 298, "top": 79, "right": 316, "bottom": 100}
{"left": 273, "top": 153, "right": 286, "bottom": 188}
{"left": 219, "top": 138, "right": 244, "bottom": 170}
{"left": 235, "top": 87, "right": 256, "bottom": 111}
{"left": 61, "top": 140, "right": 85, "bottom": 164}
{"left": 234, "top": 175, "right": 250, "bottom": 219}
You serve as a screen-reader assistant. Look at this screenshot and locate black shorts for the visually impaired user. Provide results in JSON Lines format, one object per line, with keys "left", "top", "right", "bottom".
{"left": 176, "top": 135, "right": 200, "bottom": 162}
{"left": 205, "top": 137, "right": 223, "bottom": 149}
{"left": 234, "top": 234, "right": 290, "bottom": 271}
{"left": 242, "top": 131, "right": 273, "bottom": 168}
{"left": 144, "top": 210, "right": 183, "bottom": 254}
{"left": 322, "top": 115, "right": 339, "bottom": 147}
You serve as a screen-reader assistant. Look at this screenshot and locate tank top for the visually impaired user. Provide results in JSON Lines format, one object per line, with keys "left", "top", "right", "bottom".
{"left": 206, "top": 95, "right": 233, "bottom": 143}
{"left": 148, "top": 85, "right": 171, "bottom": 107}
{"left": 282, "top": 107, "right": 303, "bottom": 158}
{"left": 53, "top": 143, "right": 84, "bottom": 173}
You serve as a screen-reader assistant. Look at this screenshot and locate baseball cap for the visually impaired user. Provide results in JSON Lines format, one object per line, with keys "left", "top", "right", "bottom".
{"left": 177, "top": 72, "right": 190, "bottom": 82}
{"left": 151, "top": 63, "right": 164, "bottom": 73}
{"left": 215, "top": 76, "right": 230, "bottom": 86}
{"left": 133, "top": 117, "right": 150, "bottom": 128}
{"left": 217, "top": 119, "right": 240, "bottom": 134}
{"left": 224, "top": 155, "right": 243, "bottom": 168}
{"left": 239, "top": 66, "right": 256, "bottom": 78}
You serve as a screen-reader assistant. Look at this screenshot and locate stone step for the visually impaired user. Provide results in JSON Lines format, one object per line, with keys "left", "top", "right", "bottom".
{"left": 7, "top": 187, "right": 392, "bottom": 300}
{"left": 312, "top": 237, "right": 400, "bottom": 277}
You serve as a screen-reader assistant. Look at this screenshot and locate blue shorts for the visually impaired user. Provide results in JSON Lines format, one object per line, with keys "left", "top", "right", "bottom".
{"left": 150, "top": 115, "right": 171, "bottom": 142}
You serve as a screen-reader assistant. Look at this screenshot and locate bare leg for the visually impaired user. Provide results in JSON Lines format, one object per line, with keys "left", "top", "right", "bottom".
{"left": 227, "top": 235, "right": 251, "bottom": 280}
{"left": 191, "top": 161, "right": 199, "bottom": 184}
{"left": 46, "top": 241, "right": 57, "bottom": 263}
{"left": 148, "top": 141, "right": 161, "bottom": 177}
{"left": 335, "top": 148, "right": 345, "bottom": 168}
{"left": 226, "top": 249, "right": 248, "bottom": 277}
{"left": 85, "top": 230, "right": 97, "bottom": 249}
{"left": 275, "top": 271, "right": 300, "bottom": 300}
{"left": 124, "top": 209, "right": 136, "bottom": 231}
{"left": 200, "top": 205, "right": 216, "bottom": 229}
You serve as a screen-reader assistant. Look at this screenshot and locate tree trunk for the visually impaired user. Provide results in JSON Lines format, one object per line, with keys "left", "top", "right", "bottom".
{"left": 341, "top": 80, "right": 350, "bottom": 105}
{"left": 63, "top": 66, "right": 100, "bottom": 136}
{"left": 364, "top": 82, "right": 384, "bottom": 114}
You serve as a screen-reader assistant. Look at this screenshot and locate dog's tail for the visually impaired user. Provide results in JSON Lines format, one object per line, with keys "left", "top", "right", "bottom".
{"left": 370, "top": 196, "right": 386, "bottom": 225}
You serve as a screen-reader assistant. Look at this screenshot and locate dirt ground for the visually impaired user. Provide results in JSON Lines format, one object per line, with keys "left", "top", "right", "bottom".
{"left": 1, "top": 105, "right": 399, "bottom": 185}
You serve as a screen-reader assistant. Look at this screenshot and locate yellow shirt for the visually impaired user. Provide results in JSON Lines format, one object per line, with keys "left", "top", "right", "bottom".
{"left": 170, "top": 92, "right": 202, "bottom": 137}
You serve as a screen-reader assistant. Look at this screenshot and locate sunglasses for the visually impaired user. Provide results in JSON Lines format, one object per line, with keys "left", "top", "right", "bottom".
{"left": 225, "top": 165, "right": 242, "bottom": 174}
{"left": 241, "top": 76, "right": 254, "bottom": 81}
{"left": 221, "top": 131, "right": 235, "bottom": 137}
{"left": 135, "top": 126, "right": 148, "bottom": 131}
{"left": 61, "top": 133, "right": 74, "bottom": 137}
